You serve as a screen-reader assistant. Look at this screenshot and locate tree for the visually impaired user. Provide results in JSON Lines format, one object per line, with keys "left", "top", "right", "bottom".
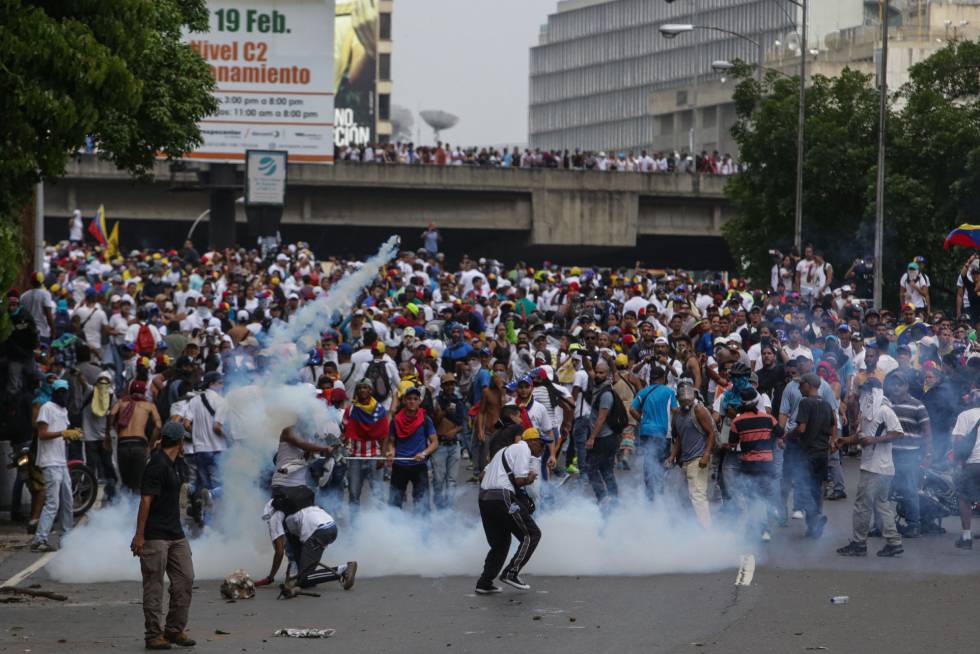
{"left": 724, "top": 41, "right": 980, "bottom": 311}
{"left": 0, "top": 0, "right": 216, "bottom": 330}
{"left": 723, "top": 64, "right": 879, "bottom": 287}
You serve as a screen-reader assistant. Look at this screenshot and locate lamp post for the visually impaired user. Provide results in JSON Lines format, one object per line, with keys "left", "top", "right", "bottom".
{"left": 660, "top": 24, "right": 765, "bottom": 82}
{"left": 873, "top": 0, "right": 890, "bottom": 309}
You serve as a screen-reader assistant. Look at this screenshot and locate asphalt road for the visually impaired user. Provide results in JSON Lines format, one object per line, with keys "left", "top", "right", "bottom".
{"left": 3, "top": 457, "right": 980, "bottom": 654}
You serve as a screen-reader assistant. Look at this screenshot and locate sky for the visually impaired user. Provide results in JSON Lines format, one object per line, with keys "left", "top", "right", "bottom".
{"left": 391, "top": 0, "right": 558, "bottom": 148}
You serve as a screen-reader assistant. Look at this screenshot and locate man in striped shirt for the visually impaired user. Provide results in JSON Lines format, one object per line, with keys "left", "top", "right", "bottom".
{"left": 730, "top": 388, "right": 784, "bottom": 541}
{"left": 885, "top": 370, "right": 932, "bottom": 538}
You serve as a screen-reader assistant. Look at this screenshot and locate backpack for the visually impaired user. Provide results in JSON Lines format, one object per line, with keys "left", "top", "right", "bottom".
{"left": 596, "top": 385, "right": 629, "bottom": 433}
{"left": 135, "top": 323, "right": 156, "bottom": 355}
{"left": 364, "top": 360, "right": 391, "bottom": 402}
{"left": 156, "top": 377, "right": 184, "bottom": 422}
{"left": 270, "top": 484, "right": 315, "bottom": 516}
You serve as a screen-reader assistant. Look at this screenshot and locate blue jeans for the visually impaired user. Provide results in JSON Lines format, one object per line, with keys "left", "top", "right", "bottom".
{"left": 35, "top": 465, "right": 73, "bottom": 544}
{"left": 347, "top": 458, "right": 380, "bottom": 509}
{"left": 892, "top": 448, "right": 922, "bottom": 529}
{"left": 571, "top": 416, "right": 591, "bottom": 477}
{"left": 430, "top": 442, "right": 461, "bottom": 510}
{"left": 637, "top": 436, "right": 670, "bottom": 501}
{"left": 187, "top": 451, "right": 222, "bottom": 498}
{"left": 783, "top": 440, "right": 809, "bottom": 512}
{"left": 827, "top": 448, "right": 845, "bottom": 493}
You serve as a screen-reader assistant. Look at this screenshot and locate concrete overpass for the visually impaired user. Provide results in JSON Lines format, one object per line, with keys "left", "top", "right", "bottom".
{"left": 45, "top": 155, "right": 732, "bottom": 251}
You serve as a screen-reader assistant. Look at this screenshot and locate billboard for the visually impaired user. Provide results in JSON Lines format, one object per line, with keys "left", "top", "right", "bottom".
{"left": 334, "top": 0, "right": 377, "bottom": 147}
{"left": 185, "top": 1, "right": 335, "bottom": 163}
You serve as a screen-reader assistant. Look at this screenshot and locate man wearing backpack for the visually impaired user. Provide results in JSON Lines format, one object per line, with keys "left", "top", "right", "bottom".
{"left": 184, "top": 372, "right": 227, "bottom": 515}
{"left": 630, "top": 366, "right": 679, "bottom": 501}
{"left": 585, "top": 360, "right": 624, "bottom": 504}
{"left": 358, "top": 342, "right": 399, "bottom": 411}
{"left": 127, "top": 308, "right": 161, "bottom": 357}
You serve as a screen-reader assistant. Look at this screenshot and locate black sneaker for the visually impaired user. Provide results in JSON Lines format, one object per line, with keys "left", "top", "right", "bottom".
{"left": 826, "top": 490, "right": 847, "bottom": 501}
{"left": 499, "top": 572, "right": 530, "bottom": 591}
{"left": 836, "top": 542, "right": 868, "bottom": 557}
{"left": 876, "top": 543, "right": 904, "bottom": 557}
{"left": 867, "top": 528, "right": 882, "bottom": 538}
{"left": 900, "top": 526, "right": 920, "bottom": 539}
{"left": 955, "top": 537, "right": 974, "bottom": 550}
{"left": 475, "top": 584, "right": 502, "bottom": 595}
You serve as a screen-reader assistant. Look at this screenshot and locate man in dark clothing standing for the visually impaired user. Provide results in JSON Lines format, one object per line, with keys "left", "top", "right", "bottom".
{"left": 131, "top": 422, "right": 195, "bottom": 650}
{"left": 790, "top": 373, "right": 836, "bottom": 539}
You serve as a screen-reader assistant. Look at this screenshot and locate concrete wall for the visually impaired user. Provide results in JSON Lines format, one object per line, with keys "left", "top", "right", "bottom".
{"left": 45, "top": 156, "right": 730, "bottom": 249}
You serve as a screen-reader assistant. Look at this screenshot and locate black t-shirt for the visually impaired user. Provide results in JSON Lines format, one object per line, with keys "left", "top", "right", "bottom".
{"left": 140, "top": 451, "right": 185, "bottom": 541}
{"left": 795, "top": 396, "right": 835, "bottom": 459}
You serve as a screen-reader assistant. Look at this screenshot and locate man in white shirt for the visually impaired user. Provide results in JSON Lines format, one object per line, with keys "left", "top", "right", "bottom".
{"left": 69, "top": 209, "right": 84, "bottom": 242}
{"left": 31, "top": 380, "right": 79, "bottom": 551}
{"left": 276, "top": 500, "right": 357, "bottom": 597}
{"left": 476, "top": 428, "right": 545, "bottom": 594}
{"left": 795, "top": 246, "right": 824, "bottom": 305}
{"left": 950, "top": 393, "right": 980, "bottom": 549}
{"left": 74, "top": 289, "right": 109, "bottom": 358}
{"left": 835, "top": 378, "right": 905, "bottom": 558}
{"left": 899, "top": 262, "right": 930, "bottom": 313}
{"left": 184, "top": 372, "right": 227, "bottom": 514}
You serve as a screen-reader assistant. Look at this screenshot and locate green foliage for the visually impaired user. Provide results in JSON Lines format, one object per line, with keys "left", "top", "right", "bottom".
{"left": 0, "top": 0, "right": 216, "bottom": 324}
{"left": 723, "top": 40, "right": 980, "bottom": 309}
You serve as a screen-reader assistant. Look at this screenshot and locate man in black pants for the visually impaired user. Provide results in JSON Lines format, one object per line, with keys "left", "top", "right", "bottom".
{"left": 476, "top": 428, "right": 545, "bottom": 594}
{"left": 280, "top": 504, "right": 357, "bottom": 598}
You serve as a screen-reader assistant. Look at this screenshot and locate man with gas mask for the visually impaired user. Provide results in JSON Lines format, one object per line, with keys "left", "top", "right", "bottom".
{"left": 31, "top": 379, "right": 81, "bottom": 551}
{"left": 667, "top": 381, "right": 716, "bottom": 528}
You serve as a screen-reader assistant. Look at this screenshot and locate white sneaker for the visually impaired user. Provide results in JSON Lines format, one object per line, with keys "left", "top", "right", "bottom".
{"left": 761, "top": 530, "right": 772, "bottom": 542}
{"left": 791, "top": 510, "right": 804, "bottom": 520}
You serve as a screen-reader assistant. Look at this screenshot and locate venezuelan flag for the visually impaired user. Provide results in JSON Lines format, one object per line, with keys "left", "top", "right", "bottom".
{"left": 944, "top": 224, "right": 980, "bottom": 249}
{"left": 87, "top": 204, "right": 108, "bottom": 246}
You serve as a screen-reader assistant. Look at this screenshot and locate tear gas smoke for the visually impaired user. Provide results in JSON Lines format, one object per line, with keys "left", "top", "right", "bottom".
{"left": 49, "top": 234, "right": 748, "bottom": 584}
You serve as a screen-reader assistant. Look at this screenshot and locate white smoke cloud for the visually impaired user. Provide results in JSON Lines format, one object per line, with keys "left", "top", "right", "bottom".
{"left": 48, "top": 235, "right": 750, "bottom": 584}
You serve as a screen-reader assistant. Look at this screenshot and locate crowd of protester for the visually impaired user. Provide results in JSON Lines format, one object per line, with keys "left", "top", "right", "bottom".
{"left": 334, "top": 141, "right": 742, "bottom": 175}
{"left": 5, "top": 223, "right": 980, "bottom": 565}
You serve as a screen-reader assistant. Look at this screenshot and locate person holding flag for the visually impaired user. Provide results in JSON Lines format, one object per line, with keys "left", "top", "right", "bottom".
{"left": 342, "top": 379, "right": 390, "bottom": 513}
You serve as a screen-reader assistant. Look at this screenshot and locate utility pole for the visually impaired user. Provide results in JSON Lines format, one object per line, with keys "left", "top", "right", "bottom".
{"left": 873, "top": 0, "right": 889, "bottom": 309}
{"left": 34, "top": 182, "right": 44, "bottom": 274}
{"left": 793, "top": 0, "right": 807, "bottom": 253}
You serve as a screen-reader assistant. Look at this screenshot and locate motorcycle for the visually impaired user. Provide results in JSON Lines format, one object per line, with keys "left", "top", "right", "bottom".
{"left": 893, "top": 465, "right": 961, "bottom": 534}
{"left": 8, "top": 445, "right": 98, "bottom": 519}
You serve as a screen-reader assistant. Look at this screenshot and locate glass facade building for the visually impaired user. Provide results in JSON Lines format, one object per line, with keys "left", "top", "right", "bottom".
{"left": 529, "top": 0, "right": 796, "bottom": 153}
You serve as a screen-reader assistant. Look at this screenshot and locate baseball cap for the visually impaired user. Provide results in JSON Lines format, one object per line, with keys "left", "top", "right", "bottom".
{"left": 800, "top": 373, "right": 822, "bottom": 388}
{"left": 521, "top": 427, "right": 541, "bottom": 441}
{"left": 160, "top": 421, "right": 191, "bottom": 445}
{"left": 403, "top": 386, "right": 422, "bottom": 397}
{"left": 51, "top": 379, "right": 69, "bottom": 391}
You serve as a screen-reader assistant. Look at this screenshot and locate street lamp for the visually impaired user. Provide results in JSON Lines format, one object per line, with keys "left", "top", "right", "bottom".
{"left": 659, "top": 24, "right": 765, "bottom": 82}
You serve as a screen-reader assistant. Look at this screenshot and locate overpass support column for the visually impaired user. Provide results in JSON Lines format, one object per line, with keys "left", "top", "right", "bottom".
{"left": 530, "top": 189, "right": 638, "bottom": 247}
{"left": 209, "top": 163, "right": 237, "bottom": 250}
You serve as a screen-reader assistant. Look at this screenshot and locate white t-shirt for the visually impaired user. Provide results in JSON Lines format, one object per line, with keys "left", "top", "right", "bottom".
{"left": 953, "top": 407, "right": 980, "bottom": 465}
{"left": 35, "top": 402, "right": 69, "bottom": 468}
{"left": 262, "top": 500, "right": 286, "bottom": 542}
{"left": 858, "top": 404, "right": 903, "bottom": 476}
{"left": 796, "top": 259, "right": 825, "bottom": 295}
{"left": 284, "top": 505, "right": 336, "bottom": 543}
{"left": 481, "top": 441, "right": 533, "bottom": 492}
{"left": 572, "top": 369, "right": 592, "bottom": 418}
{"left": 899, "top": 272, "right": 930, "bottom": 309}
{"left": 74, "top": 304, "right": 108, "bottom": 352}
{"left": 69, "top": 211, "right": 83, "bottom": 241}
{"left": 185, "top": 389, "right": 228, "bottom": 452}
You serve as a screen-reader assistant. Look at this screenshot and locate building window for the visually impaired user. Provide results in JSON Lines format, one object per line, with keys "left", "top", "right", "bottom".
{"left": 378, "top": 93, "right": 390, "bottom": 120}
{"left": 379, "top": 53, "right": 391, "bottom": 80}
{"left": 379, "top": 12, "right": 391, "bottom": 40}
{"left": 676, "top": 90, "right": 688, "bottom": 107}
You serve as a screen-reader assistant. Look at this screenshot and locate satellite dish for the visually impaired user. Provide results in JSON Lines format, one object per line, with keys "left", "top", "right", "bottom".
{"left": 390, "top": 105, "right": 415, "bottom": 142}
{"left": 420, "top": 110, "right": 459, "bottom": 142}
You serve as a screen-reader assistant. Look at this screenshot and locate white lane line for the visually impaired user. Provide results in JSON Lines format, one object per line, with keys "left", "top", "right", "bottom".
{"left": 734, "top": 553, "right": 756, "bottom": 586}
{"left": 0, "top": 514, "right": 89, "bottom": 589}
{"left": 0, "top": 550, "right": 58, "bottom": 589}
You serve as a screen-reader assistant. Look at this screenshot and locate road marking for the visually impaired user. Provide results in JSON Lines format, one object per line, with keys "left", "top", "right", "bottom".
{"left": 734, "top": 554, "right": 756, "bottom": 586}
{"left": 1, "top": 551, "right": 58, "bottom": 589}
{"left": 0, "top": 514, "right": 89, "bottom": 589}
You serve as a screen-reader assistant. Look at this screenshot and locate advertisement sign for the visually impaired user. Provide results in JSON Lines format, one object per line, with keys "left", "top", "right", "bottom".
{"left": 185, "top": 1, "right": 335, "bottom": 163}
{"left": 334, "top": 0, "right": 377, "bottom": 147}
{"left": 245, "top": 150, "right": 287, "bottom": 205}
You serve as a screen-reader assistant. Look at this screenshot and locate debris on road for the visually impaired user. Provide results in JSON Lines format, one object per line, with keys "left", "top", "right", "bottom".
{"left": 830, "top": 596, "right": 849, "bottom": 604}
{"left": 0, "top": 586, "right": 67, "bottom": 601}
{"left": 221, "top": 570, "right": 256, "bottom": 600}
{"left": 215, "top": 629, "right": 230, "bottom": 635}
{"left": 274, "top": 628, "right": 336, "bottom": 638}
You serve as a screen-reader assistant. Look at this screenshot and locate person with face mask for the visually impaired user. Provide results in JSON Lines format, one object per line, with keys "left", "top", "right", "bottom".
{"left": 667, "top": 382, "right": 716, "bottom": 528}
{"left": 31, "top": 379, "right": 81, "bottom": 551}
{"left": 729, "top": 388, "right": 783, "bottom": 541}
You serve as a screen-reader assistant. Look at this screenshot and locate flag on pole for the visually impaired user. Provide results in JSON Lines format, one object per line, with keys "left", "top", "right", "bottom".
{"left": 87, "top": 205, "right": 108, "bottom": 246}
{"left": 107, "top": 221, "right": 120, "bottom": 258}
{"left": 943, "top": 224, "right": 980, "bottom": 249}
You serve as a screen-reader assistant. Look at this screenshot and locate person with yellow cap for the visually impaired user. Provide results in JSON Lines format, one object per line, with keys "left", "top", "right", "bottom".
{"left": 475, "top": 426, "right": 545, "bottom": 594}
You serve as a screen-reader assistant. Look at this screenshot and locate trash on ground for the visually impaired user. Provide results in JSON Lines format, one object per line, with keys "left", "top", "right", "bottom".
{"left": 221, "top": 570, "right": 255, "bottom": 600}
{"left": 274, "top": 628, "right": 336, "bottom": 638}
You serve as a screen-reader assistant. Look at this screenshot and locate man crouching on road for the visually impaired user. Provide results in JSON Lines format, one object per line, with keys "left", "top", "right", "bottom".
{"left": 132, "top": 422, "right": 195, "bottom": 650}
{"left": 475, "top": 427, "right": 545, "bottom": 594}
